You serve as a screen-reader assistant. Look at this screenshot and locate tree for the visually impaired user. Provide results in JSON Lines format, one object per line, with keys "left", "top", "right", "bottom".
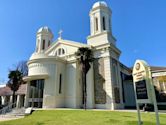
{"left": 6, "top": 60, "right": 27, "bottom": 105}
{"left": 75, "top": 47, "right": 93, "bottom": 110}
{"left": 15, "top": 60, "right": 28, "bottom": 77}
{"left": 7, "top": 70, "right": 23, "bottom": 104}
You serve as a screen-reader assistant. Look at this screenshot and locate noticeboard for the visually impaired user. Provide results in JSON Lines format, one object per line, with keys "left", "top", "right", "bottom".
{"left": 132, "top": 60, "right": 153, "bottom": 104}
{"left": 132, "top": 60, "right": 160, "bottom": 125}
{"left": 135, "top": 80, "right": 148, "bottom": 99}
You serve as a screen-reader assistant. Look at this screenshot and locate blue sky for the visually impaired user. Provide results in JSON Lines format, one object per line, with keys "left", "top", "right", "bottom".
{"left": 0, "top": 0, "right": 166, "bottom": 84}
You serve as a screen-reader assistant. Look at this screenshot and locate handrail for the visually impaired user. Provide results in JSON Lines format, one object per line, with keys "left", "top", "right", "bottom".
{"left": 0, "top": 102, "right": 16, "bottom": 115}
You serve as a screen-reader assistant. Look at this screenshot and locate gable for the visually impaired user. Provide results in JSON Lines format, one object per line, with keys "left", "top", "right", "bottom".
{"left": 45, "top": 39, "right": 89, "bottom": 56}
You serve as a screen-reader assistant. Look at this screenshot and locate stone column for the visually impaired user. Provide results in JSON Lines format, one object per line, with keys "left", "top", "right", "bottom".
{"left": 86, "top": 64, "right": 94, "bottom": 109}
{"left": 104, "top": 57, "right": 114, "bottom": 110}
{"left": 1, "top": 96, "right": 5, "bottom": 105}
{"left": 16, "top": 95, "right": 21, "bottom": 108}
{"left": 117, "top": 63, "right": 124, "bottom": 109}
{"left": 10, "top": 95, "right": 13, "bottom": 103}
{"left": 24, "top": 82, "right": 30, "bottom": 108}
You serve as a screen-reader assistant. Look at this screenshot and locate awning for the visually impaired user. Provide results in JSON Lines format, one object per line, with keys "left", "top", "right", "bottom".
{"left": 23, "top": 74, "right": 49, "bottom": 82}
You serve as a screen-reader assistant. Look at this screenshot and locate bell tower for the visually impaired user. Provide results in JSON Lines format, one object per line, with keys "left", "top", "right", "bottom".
{"left": 87, "top": 1, "right": 116, "bottom": 46}
{"left": 36, "top": 26, "right": 53, "bottom": 53}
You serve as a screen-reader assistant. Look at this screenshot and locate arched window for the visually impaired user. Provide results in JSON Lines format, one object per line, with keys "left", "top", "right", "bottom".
{"left": 62, "top": 49, "right": 65, "bottom": 54}
{"left": 55, "top": 48, "right": 65, "bottom": 56}
{"left": 103, "top": 17, "right": 106, "bottom": 30}
{"left": 59, "top": 74, "right": 62, "bottom": 94}
{"left": 95, "top": 17, "right": 98, "bottom": 31}
{"left": 58, "top": 48, "right": 61, "bottom": 55}
{"left": 109, "top": 18, "right": 111, "bottom": 31}
{"left": 42, "top": 40, "right": 45, "bottom": 50}
{"left": 48, "top": 40, "right": 50, "bottom": 47}
{"left": 55, "top": 51, "right": 57, "bottom": 56}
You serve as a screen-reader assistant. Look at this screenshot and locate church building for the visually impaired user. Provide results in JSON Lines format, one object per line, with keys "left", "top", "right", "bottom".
{"left": 23, "top": 1, "right": 132, "bottom": 110}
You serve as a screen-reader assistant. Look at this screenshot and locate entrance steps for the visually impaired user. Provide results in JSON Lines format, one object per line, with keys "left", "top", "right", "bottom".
{"left": 6, "top": 108, "right": 26, "bottom": 116}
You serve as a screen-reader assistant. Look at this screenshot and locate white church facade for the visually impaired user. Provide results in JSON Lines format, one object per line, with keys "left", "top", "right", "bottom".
{"left": 23, "top": 1, "right": 132, "bottom": 110}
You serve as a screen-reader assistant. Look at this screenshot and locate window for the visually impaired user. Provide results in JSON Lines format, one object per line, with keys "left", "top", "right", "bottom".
{"left": 58, "top": 48, "right": 61, "bottom": 55}
{"left": 103, "top": 17, "right": 106, "bottom": 30}
{"left": 48, "top": 40, "right": 50, "bottom": 47}
{"left": 95, "top": 17, "right": 98, "bottom": 31}
{"left": 55, "top": 48, "right": 65, "bottom": 56}
{"left": 109, "top": 18, "right": 111, "bottom": 30}
{"left": 62, "top": 49, "right": 65, "bottom": 54}
{"left": 55, "top": 51, "right": 57, "bottom": 56}
{"left": 29, "top": 79, "right": 44, "bottom": 108}
{"left": 42, "top": 40, "right": 45, "bottom": 50}
{"left": 59, "top": 74, "right": 62, "bottom": 94}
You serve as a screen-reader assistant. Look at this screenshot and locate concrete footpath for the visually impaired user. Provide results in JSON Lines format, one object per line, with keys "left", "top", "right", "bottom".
{"left": 0, "top": 115, "right": 24, "bottom": 121}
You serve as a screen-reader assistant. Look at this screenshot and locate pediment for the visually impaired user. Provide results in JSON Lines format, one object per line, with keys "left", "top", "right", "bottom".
{"left": 45, "top": 39, "right": 89, "bottom": 56}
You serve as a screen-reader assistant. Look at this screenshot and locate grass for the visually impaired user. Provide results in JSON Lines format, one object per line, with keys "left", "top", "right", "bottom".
{"left": 0, "top": 110, "right": 166, "bottom": 125}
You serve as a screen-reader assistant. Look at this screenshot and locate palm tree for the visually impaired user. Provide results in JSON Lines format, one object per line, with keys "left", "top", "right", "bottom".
{"left": 75, "top": 47, "right": 93, "bottom": 110}
{"left": 7, "top": 70, "right": 23, "bottom": 104}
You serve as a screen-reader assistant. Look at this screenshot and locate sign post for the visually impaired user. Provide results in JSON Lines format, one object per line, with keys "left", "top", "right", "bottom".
{"left": 132, "top": 60, "right": 160, "bottom": 125}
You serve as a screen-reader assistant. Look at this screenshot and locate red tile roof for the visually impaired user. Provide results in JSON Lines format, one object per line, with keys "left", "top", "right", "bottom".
{"left": 0, "top": 84, "right": 27, "bottom": 96}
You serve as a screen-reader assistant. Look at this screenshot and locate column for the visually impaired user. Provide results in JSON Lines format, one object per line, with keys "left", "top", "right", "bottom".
{"left": 117, "top": 63, "right": 124, "bottom": 109}
{"left": 16, "top": 95, "right": 21, "bottom": 108}
{"left": 104, "top": 57, "right": 114, "bottom": 110}
{"left": 86, "top": 64, "right": 94, "bottom": 109}
{"left": 24, "top": 82, "right": 30, "bottom": 108}
{"left": 1, "top": 96, "right": 5, "bottom": 105}
{"left": 10, "top": 95, "right": 13, "bottom": 103}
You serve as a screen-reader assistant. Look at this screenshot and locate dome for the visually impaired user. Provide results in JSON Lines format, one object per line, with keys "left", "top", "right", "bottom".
{"left": 29, "top": 53, "right": 48, "bottom": 60}
{"left": 92, "top": 1, "right": 108, "bottom": 9}
{"left": 37, "top": 26, "right": 53, "bottom": 34}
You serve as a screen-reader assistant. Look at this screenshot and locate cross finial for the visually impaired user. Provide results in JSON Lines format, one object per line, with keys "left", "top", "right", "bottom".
{"left": 58, "top": 29, "right": 63, "bottom": 40}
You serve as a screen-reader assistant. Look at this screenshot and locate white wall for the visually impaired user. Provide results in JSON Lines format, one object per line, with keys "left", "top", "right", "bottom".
{"left": 65, "top": 63, "right": 78, "bottom": 108}
{"left": 41, "top": 63, "right": 57, "bottom": 108}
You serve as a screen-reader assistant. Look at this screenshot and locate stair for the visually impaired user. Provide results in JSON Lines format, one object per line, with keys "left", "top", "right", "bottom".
{"left": 8, "top": 108, "right": 26, "bottom": 116}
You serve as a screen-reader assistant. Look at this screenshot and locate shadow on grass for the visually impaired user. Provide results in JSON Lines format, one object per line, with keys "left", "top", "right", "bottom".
{"left": 127, "top": 121, "right": 165, "bottom": 125}
{"left": 35, "top": 122, "right": 44, "bottom": 125}
{"left": 123, "top": 115, "right": 135, "bottom": 118}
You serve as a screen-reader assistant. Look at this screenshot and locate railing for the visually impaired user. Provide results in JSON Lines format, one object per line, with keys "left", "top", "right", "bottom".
{"left": 0, "top": 102, "right": 16, "bottom": 115}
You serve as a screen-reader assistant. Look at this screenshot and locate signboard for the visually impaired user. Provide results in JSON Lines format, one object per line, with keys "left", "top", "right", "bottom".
{"left": 136, "top": 80, "right": 148, "bottom": 99}
{"left": 132, "top": 60, "right": 153, "bottom": 104}
{"left": 132, "top": 60, "right": 160, "bottom": 125}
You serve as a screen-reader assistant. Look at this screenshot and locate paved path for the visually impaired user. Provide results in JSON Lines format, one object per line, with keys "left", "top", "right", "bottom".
{"left": 0, "top": 115, "right": 24, "bottom": 121}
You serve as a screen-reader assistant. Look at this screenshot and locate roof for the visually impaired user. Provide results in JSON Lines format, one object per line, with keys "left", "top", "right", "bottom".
{"left": 45, "top": 38, "right": 90, "bottom": 54}
{"left": 92, "top": 1, "right": 108, "bottom": 9}
{"left": 130, "top": 66, "right": 166, "bottom": 72}
{"left": 0, "top": 84, "right": 27, "bottom": 96}
{"left": 150, "top": 66, "right": 166, "bottom": 72}
{"left": 37, "top": 26, "right": 52, "bottom": 34}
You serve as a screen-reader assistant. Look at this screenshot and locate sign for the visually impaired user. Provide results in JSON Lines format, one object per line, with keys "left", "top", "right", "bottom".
{"left": 132, "top": 60, "right": 160, "bottom": 125}
{"left": 136, "top": 80, "right": 148, "bottom": 99}
{"left": 132, "top": 60, "right": 152, "bottom": 104}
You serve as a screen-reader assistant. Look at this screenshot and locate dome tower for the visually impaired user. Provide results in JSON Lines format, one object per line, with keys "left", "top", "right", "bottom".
{"left": 36, "top": 26, "right": 53, "bottom": 53}
{"left": 87, "top": 1, "right": 116, "bottom": 46}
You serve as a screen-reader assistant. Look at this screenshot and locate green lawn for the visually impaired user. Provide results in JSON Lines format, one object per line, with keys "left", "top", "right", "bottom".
{"left": 0, "top": 110, "right": 166, "bottom": 125}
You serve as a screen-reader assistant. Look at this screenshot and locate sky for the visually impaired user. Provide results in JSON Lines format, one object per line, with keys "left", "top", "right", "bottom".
{"left": 0, "top": 0, "right": 166, "bottom": 84}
